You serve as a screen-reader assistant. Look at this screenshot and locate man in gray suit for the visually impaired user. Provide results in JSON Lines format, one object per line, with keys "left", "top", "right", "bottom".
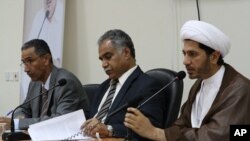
{"left": 0, "top": 39, "right": 89, "bottom": 130}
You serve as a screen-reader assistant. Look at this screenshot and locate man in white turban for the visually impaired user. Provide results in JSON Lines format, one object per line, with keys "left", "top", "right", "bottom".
{"left": 180, "top": 20, "right": 230, "bottom": 58}
{"left": 123, "top": 20, "right": 250, "bottom": 141}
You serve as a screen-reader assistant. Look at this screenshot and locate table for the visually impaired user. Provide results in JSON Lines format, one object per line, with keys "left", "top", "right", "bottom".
{"left": 1, "top": 137, "right": 123, "bottom": 141}
{"left": 77, "top": 138, "right": 123, "bottom": 141}
{"left": 1, "top": 131, "right": 124, "bottom": 141}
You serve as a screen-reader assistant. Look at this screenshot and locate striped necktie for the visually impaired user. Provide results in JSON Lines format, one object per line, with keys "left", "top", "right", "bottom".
{"left": 40, "top": 85, "right": 49, "bottom": 116}
{"left": 96, "top": 79, "right": 118, "bottom": 121}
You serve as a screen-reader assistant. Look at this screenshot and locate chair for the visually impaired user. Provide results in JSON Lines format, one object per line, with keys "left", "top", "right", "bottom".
{"left": 82, "top": 84, "right": 100, "bottom": 104}
{"left": 145, "top": 68, "right": 184, "bottom": 128}
{"left": 82, "top": 84, "right": 100, "bottom": 119}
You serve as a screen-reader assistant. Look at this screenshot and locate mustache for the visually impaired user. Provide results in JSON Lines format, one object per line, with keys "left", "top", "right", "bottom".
{"left": 104, "top": 68, "right": 111, "bottom": 72}
{"left": 185, "top": 64, "right": 192, "bottom": 69}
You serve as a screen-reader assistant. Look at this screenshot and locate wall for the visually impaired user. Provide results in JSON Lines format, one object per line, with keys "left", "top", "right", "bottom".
{"left": 63, "top": 0, "right": 250, "bottom": 111}
{"left": 0, "top": 1, "right": 24, "bottom": 115}
{"left": 176, "top": 0, "right": 250, "bottom": 105}
{"left": 1, "top": 0, "right": 250, "bottom": 115}
{"left": 63, "top": 0, "right": 180, "bottom": 86}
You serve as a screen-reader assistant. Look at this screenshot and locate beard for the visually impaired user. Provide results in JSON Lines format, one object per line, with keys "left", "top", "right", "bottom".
{"left": 187, "top": 57, "right": 211, "bottom": 79}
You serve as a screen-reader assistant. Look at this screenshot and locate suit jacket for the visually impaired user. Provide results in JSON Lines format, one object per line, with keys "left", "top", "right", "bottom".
{"left": 165, "top": 64, "right": 250, "bottom": 141}
{"left": 15, "top": 66, "right": 89, "bottom": 129}
{"left": 89, "top": 66, "right": 166, "bottom": 140}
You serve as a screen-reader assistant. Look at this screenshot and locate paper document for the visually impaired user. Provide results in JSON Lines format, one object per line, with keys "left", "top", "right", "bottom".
{"left": 28, "top": 109, "right": 94, "bottom": 140}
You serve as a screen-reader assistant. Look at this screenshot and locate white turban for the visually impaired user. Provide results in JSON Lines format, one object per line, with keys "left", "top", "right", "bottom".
{"left": 180, "top": 20, "right": 230, "bottom": 57}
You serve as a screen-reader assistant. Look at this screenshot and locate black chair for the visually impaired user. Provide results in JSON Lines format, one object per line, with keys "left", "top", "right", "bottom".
{"left": 82, "top": 84, "right": 100, "bottom": 119}
{"left": 145, "top": 68, "right": 184, "bottom": 128}
{"left": 83, "top": 84, "right": 100, "bottom": 104}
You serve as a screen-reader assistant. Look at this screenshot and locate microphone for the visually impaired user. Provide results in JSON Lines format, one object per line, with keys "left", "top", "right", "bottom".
{"left": 37, "top": 10, "right": 49, "bottom": 38}
{"left": 104, "top": 71, "right": 186, "bottom": 123}
{"left": 2, "top": 79, "right": 67, "bottom": 141}
{"left": 102, "top": 71, "right": 185, "bottom": 141}
{"left": 104, "top": 95, "right": 144, "bottom": 124}
{"left": 137, "top": 71, "right": 186, "bottom": 108}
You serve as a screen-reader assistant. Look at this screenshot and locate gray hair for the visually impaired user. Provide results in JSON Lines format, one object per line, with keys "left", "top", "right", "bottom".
{"left": 98, "top": 29, "right": 135, "bottom": 58}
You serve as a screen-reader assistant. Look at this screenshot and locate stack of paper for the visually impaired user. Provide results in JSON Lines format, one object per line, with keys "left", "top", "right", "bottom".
{"left": 28, "top": 109, "right": 94, "bottom": 140}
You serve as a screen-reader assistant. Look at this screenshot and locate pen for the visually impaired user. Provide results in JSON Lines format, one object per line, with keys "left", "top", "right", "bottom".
{"left": 5, "top": 110, "right": 13, "bottom": 117}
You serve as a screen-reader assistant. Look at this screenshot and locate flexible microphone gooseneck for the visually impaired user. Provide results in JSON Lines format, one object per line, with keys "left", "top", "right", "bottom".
{"left": 137, "top": 71, "right": 186, "bottom": 109}
{"left": 2, "top": 79, "right": 67, "bottom": 141}
{"left": 10, "top": 78, "right": 66, "bottom": 132}
{"left": 37, "top": 10, "right": 49, "bottom": 38}
{"left": 104, "top": 71, "right": 186, "bottom": 123}
{"left": 101, "top": 71, "right": 186, "bottom": 141}
{"left": 125, "top": 71, "right": 185, "bottom": 141}
{"left": 104, "top": 95, "right": 144, "bottom": 124}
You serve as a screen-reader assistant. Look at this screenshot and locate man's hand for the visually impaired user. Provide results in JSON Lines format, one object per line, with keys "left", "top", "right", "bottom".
{"left": 81, "top": 118, "right": 110, "bottom": 138}
{"left": 124, "top": 108, "right": 167, "bottom": 141}
{"left": 0, "top": 116, "right": 11, "bottom": 130}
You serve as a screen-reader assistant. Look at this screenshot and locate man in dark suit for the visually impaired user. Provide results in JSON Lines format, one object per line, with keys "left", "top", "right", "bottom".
{"left": 81, "top": 29, "right": 166, "bottom": 140}
{"left": 0, "top": 39, "right": 89, "bottom": 130}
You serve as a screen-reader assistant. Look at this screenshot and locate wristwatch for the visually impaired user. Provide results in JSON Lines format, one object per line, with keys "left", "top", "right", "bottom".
{"left": 107, "top": 125, "right": 113, "bottom": 136}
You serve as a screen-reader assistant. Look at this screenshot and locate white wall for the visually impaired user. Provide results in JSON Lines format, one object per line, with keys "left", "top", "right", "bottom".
{"left": 1, "top": 0, "right": 250, "bottom": 115}
{"left": 177, "top": 0, "right": 250, "bottom": 105}
{"left": 0, "top": 1, "right": 24, "bottom": 115}
{"left": 63, "top": 0, "right": 250, "bottom": 110}
{"left": 63, "top": 0, "right": 180, "bottom": 85}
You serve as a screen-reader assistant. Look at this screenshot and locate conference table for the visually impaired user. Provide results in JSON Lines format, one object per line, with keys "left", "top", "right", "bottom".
{"left": 82, "top": 138, "right": 123, "bottom": 141}
{"left": 1, "top": 132, "right": 123, "bottom": 141}
{"left": 1, "top": 129, "right": 124, "bottom": 141}
{"left": 0, "top": 138, "right": 123, "bottom": 141}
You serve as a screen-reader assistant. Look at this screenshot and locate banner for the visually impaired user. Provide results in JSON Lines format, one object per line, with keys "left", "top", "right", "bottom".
{"left": 21, "top": 0, "right": 65, "bottom": 102}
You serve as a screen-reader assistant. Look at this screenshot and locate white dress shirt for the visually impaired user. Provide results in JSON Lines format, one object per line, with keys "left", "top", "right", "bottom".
{"left": 95, "top": 65, "right": 138, "bottom": 121}
{"left": 191, "top": 65, "right": 225, "bottom": 128}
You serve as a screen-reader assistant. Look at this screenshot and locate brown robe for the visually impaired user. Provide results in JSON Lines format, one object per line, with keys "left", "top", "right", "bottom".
{"left": 165, "top": 64, "right": 250, "bottom": 141}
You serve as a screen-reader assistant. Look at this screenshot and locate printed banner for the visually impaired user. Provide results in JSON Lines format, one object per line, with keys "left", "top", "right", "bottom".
{"left": 21, "top": 0, "right": 65, "bottom": 102}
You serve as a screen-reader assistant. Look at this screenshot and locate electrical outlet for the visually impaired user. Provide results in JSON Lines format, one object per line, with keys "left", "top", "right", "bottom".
{"left": 5, "top": 72, "right": 10, "bottom": 81}
{"left": 4, "top": 71, "right": 19, "bottom": 81}
{"left": 9, "top": 72, "right": 14, "bottom": 81}
{"left": 14, "top": 72, "right": 19, "bottom": 81}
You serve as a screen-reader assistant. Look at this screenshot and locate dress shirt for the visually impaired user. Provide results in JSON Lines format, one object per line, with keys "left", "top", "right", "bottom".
{"left": 95, "top": 65, "right": 138, "bottom": 121}
{"left": 191, "top": 65, "right": 225, "bottom": 128}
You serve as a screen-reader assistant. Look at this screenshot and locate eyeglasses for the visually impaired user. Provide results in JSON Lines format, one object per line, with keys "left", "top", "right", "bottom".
{"left": 20, "top": 55, "right": 43, "bottom": 67}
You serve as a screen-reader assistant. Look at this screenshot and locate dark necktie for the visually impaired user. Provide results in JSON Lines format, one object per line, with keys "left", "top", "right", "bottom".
{"left": 40, "top": 86, "right": 49, "bottom": 116}
{"left": 96, "top": 79, "right": 118, "bottom": 121}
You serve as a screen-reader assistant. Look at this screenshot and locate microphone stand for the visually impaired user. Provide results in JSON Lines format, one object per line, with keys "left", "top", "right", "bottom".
{"left": 122, "top": 79, "right": 176, "bottom": 141}
{"left": 124, "top": 106, "right": 143, "bottom": 141}
{"left": 1, "top": 102, "right": 33, "bottom": 141}
{"left": 104, "top": 96, "right": 144, "bottom": 141}
{"left": 2, "top": 79, "right": 66, "bottom": 141}
{"left": 123, "top": 71, "right": 185, "bottom": 141}
{"left": 124, "top": 127, "right": 137, "bottom": 141}
{"left": 104, "top": 71, "right": 186, "bottom": 141}
{"left": 103, "top": 118, "right": 136, "bottom": 141}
